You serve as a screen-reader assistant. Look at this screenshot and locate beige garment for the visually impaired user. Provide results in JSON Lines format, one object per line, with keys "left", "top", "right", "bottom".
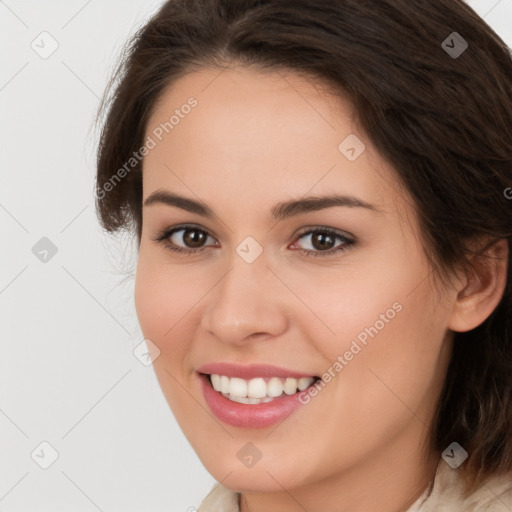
{"left": 197, "top": 460, "right": 512, "bottom": 511}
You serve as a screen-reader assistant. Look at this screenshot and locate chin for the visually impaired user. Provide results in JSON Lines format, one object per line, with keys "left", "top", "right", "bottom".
{"left": 196, "top": 443, "right": 316, "bottom": 493}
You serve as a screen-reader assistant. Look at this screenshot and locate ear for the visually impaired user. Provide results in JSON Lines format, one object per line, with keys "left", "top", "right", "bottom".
{"left": 448, "top": 238, "right": 509, "bottom": 333}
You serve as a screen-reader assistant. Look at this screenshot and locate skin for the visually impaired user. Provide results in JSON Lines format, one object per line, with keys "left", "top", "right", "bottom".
{"left": 134, "top": 65, "right": 508, "bottom": 512}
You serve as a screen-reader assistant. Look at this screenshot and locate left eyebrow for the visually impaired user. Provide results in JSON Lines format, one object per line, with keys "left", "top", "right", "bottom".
{"left": 142, "top": 190, "right": 382, "bottom": 219}
{"left": 270, "top": 194, "right": 382, "bottom": 220}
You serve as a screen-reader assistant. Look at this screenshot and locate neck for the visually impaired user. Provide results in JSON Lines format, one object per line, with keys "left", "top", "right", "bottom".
{"left": 239, "top": 428, "right": 439, "bottom": 512}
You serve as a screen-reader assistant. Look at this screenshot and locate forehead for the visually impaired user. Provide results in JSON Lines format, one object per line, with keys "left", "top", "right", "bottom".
{"left": 142, "top": 66, "right": 402, "bottom": 217}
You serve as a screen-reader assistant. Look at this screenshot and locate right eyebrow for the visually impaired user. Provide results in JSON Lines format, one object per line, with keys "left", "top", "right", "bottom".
{"left": 143, "top": 190, "right": 214, "bottom": 217}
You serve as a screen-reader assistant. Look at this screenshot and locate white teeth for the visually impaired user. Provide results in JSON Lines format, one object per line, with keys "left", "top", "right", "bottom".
{"left": 220, "top": 375, "right": 230, "bottom": 394}
{"left": 222, "top": 394, "right": 275, "bottom": 404}
{"left": 209, "top": 374, "right": 315, "bottom": 403}
{"left": 228, "top": 395, "right": 250, "bottom": 404}
{"left": 229, "top": 377, "right": 248, "bottom": 397}
{"left": 247, "top": 378, "right": 267, "bottom": 399}
{"left": 267, "top": 377, "right": 284, "bottom": 397}
{"left": 283, "top": 378, "right": 298, "bottom": 395}
{"left": 298, "top": 377, "right": 313, "bottom": 391}
{"left": 211, "top": 374, "right": 221, "bottom": 392}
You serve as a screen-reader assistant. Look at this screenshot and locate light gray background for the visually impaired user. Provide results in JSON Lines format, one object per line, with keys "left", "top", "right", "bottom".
{"left": 1, "top": 1, "right": 511, "bottom": 510}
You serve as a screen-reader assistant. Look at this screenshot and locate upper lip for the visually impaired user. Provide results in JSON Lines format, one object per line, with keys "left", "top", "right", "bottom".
{"left": 197, "top": 362, "right": 318, "bottom": 380}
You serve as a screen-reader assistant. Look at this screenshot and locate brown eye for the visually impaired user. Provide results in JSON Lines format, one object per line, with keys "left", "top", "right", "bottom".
{"left": 154, "top": 226, "right": 218, "bottom": 254}
{"left": 291, "top": 228, "right": 355, "bottom": 256}
{"left": 310, "top": 231, "right": 336, "bottom": 251}
{"left": 181, "top": 229, "right": 207, "bottom": 248}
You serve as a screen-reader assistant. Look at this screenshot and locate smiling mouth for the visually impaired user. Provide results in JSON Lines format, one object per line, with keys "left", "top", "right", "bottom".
{"left": 204, "top": 373, "right": 321, "bottom": 405}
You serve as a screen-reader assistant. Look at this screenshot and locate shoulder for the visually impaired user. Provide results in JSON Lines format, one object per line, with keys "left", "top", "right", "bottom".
{"left": 410, "top": 461, "right": 512, "bottom": 512}
{"left": 197, "top": 483, "right": 240, "bottom": 512}
{"left": 197, "top": 464, "right": 512, "bottom": 512}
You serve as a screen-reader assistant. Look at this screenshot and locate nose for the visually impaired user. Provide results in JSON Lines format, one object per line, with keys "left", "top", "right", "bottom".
{"left": 200, "top": 253, "right": 289, "bottom": 346}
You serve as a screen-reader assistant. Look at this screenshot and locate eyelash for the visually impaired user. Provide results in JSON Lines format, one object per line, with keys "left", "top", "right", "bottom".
{"left": 153, "top": 224, "right": 355, "bottom": 257}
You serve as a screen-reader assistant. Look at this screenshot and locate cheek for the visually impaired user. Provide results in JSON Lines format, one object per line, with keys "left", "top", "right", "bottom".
{"left": 134, "top": 252, "right": 200, "bottom": 343}
{"left": 134, "top": 264, "right": 169, "bottom": 341}
{"left": 295, "top": 252, "right": 447, "bottom": 415}
{"left": 325, "top": 281, "right": 448, "bottom": 427}
{"left": 134, "top": 257, "right": 194, "bottom": 410}
{"left": 279, "top": 262, "right": 406, "bottom": 359}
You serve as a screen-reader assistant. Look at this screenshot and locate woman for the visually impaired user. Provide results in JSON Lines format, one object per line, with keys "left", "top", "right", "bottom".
{"left": 95, "top": 0, "right": 512, "bottom": 510}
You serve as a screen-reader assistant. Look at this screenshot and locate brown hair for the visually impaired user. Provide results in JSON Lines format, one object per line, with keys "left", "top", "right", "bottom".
{"left": 95, "top": 0, "right": 512, "bottom": 495}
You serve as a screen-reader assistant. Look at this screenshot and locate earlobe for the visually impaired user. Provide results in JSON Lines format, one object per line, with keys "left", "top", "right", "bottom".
{"left": 448, "top": 238, "right": 509, "bottom": 333}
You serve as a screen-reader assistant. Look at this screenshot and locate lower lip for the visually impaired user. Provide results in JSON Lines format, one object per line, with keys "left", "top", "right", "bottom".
{"left": 199, "top": 374, "right": 306, "bottom": 428}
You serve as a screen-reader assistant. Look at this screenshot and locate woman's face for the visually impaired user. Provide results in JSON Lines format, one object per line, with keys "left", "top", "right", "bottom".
{"left": 135, "top": 66, "right": 456, "bottom": 493}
